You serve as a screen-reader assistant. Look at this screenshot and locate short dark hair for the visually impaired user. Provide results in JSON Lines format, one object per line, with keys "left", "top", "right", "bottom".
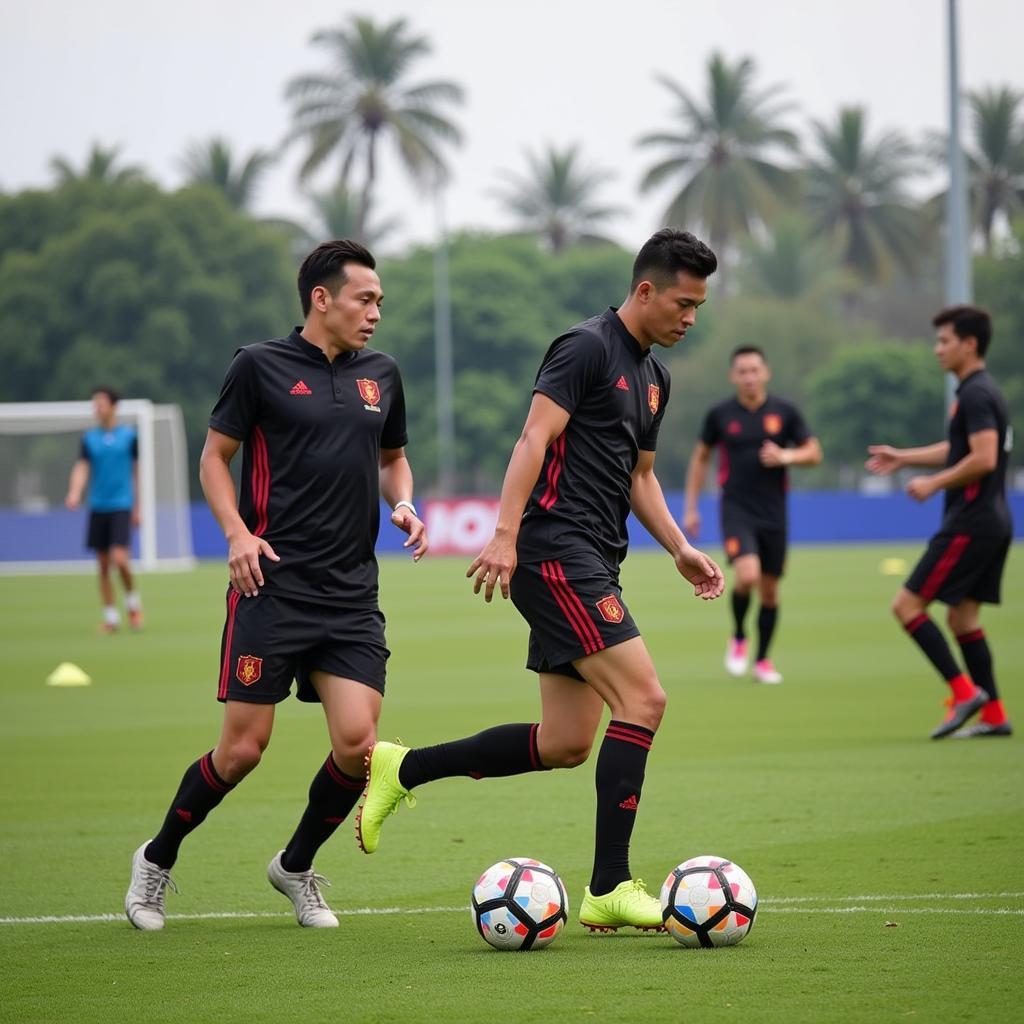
{"left": 630, "top": 228, "right": 718, "bottom": 291}
{"left": 297, "top": 239, "right": 376, "bottom": 317}
{"left": 730, "top": 345, "right": 767, "bottom": 365}
{"left": 92, "top": 386, "right": 120, "bottom": 404}
{"left": 932, "top": 304, "right": 992, "bottom": 356}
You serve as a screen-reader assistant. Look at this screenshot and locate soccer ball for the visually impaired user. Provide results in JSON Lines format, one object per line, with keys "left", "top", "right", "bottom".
{"left": 660, "top": 855, "right": 757, "bottom": 948}
{"left": 471, "top": 858, "right": 568, "bottom": 951}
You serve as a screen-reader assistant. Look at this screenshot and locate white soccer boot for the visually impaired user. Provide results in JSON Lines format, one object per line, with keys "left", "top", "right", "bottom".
{"left": 125, "top": 841, "right": 177, "bottom": 931}
{"left": 753, "top": 659, "right": 783, "bottom": 685}
{"left": 724, "top": 638, "right": 749, "bottom": 677}
{"left": 267, "top": 851, "right": 339, "bottom": 928}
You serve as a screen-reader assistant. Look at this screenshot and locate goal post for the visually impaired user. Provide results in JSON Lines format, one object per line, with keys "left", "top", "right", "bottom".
{"left": 0, "top": 400, "right": 196, "bottom": 573}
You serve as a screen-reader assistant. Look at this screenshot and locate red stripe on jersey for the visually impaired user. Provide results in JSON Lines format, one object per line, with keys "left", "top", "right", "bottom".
{"left": 541, "top": 560, "right": 604, "bottom": 655}
{"left": 539, "top": 434, "right": 566, "bottom": 510}
{"left": 324, "top": 755, "right": 365, "bottom": 791}
{"left": 919, "top": 534, "right": 972, "bottom": 602}
{"left": 605, "top": 725, "right": 653, "bottom": 750}
{"left": 717, "top": 442, "right": 730, "bottom": 488}
{"left": 217, "top": 589, "right": 241, "bottom": 700}
{"left": 199, "top": 753, "right": 230, "bottom": 794}
{"left": 250, "top": 426, "right": 270, "bottom": 537}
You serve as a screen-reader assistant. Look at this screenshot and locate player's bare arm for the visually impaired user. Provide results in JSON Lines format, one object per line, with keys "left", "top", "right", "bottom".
{"left": 760, "top": 436, "right": 823, "bottom": 468}
{"left": 199, "top": 427, "right": 279, "bottom": 598}
{"left": 865, "top": 441, "right": 950, "bottom": 474}
{"left": 682, "top": 441, "right": 712, "bottom": 537}
{"left": 379, "top": 446, "right": 427, "bottom": 561}
{"left": 468, "top": 392, "right": 570, "bottom": 603}
{"left": 905, "top": 429, "right": 999, "bottom": 502}
{"left": 64, "top": 458, "right": 89, "bottom": 510}
{"left": 631, "top": 449, "right": 724, "bottom": 601}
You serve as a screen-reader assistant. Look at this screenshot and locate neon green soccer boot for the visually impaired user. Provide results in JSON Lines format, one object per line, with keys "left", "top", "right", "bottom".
{"left": 355, "top": 741, "right": 416, "bottom": 854}
{"left": 579, "top": 879, "right": 665, "bottom": 932}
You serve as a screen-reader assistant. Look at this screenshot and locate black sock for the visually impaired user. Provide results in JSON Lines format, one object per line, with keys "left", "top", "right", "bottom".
{"left": 731, "top": 591, "right": 751, "bottom": 640}
{"left": 281, "top": 755, "right": 366, "bottom": 873}
{"left": 903, "top": 614, "right": 962, "bottom": 683}
{"left": 146, "top": 752, "right": 235, "bottom": 869}
{"left": 398, "top": 723, "right": 545, "bottom": 790}
{"left": 590, "top": 720, "right": 654, "bottom": 897}
{"left": 957, "top": 629, "right": 999, "bottom": 701}
{"left": 756, "top": 605, "right": 779, "bottom": 662}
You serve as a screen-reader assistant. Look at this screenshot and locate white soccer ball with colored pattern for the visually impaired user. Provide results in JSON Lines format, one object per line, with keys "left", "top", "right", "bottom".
{"left": 660, "top": 855, "right": 757, "bottom": 947}
{"left": 471, "top": 857, "right": 568, "bottom": 951}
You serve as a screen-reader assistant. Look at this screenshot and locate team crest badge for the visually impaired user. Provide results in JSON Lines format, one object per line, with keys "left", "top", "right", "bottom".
{"left": 648, "top": 384, "right": 660, "bottom": 415}
{"left": 763, "top": 413, "right": 782, "bottom": 435}
{"left": 357, "top": 379, "right": 381, "bottom": 409}
{"left": 596, "top": 595, "right": 625, "bottom": 624}
{"left": 236, "top": 654, "right": 262, "bottom": 686}
{"left": 727, "top": 420, "right": 742, "bottom": 435}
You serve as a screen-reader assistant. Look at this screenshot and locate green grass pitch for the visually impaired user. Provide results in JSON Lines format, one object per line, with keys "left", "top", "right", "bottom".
{"left": 2, "top": 544, "right": 1022, "bottom": 1023}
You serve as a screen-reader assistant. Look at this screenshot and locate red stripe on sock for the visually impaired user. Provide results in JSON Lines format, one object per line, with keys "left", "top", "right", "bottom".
{"left": 217, "top": 589, "right": 241, "bottom": 700}
{"left": 956, "top": 629, "right": 985, "bottom": 645}
{"left": 605, "top": 726, "right": 653, "bottom": 751}
{"left": 528, "top": 723, "right": 541, "bottom": 771}
{"left": 905, "top": 613, "right": 929, "bottom": 635}
{"left": 324, "top": 755, "right": 364, "bottom": 791}
{"left": 919, "top": 534, "right": 971, "bottom": 602}
{"left": 199, "top": 753, "right": 230, "bottom": 794}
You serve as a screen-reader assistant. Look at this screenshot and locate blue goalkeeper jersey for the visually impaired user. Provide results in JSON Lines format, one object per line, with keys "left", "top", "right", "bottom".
{"left": 81, "top": 425, "right": 137, "bottom": 512}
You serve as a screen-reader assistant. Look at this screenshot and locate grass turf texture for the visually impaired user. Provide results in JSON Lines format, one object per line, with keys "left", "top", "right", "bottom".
{"left": 1, "top": 545, "right": 1021, "bottom": 1024}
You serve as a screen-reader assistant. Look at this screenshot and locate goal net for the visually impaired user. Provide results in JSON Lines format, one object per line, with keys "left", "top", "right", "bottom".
{"left": 0, "top": 400, "right": 195, "bottom": 573}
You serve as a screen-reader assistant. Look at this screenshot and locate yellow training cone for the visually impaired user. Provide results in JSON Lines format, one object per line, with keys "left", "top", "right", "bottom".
{"left": 46, "top": 662, "right": 92, "bottom": 687}
{"left": 879, "top": 558, "right": 908, "bottom": 576}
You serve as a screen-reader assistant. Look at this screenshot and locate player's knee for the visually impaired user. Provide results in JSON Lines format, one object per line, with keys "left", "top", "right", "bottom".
{"left": 624, "top": 683, "right": 667, "bottom": 732}
{"left": 219, "top": 736, "right": 268, "bottom": 781}
{"left": 946, "top": 607, "right": 971, "bottom": 634}
{"left": 542, "top": 737, "right": 592, "bottom": 769}
{"left": 332, "top": 727, "right": 376, "bottom": 766}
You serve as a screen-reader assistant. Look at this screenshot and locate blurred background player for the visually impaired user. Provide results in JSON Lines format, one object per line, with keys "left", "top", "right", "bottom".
{"left": 124, "top": 240, "right": 428, "bottom": 931}
{"left": 64, "top": 387, "right": 143, "bottom": 633}
{"left": 357, "top": 229, "right": 724, "bottom": 933}
{"left": 683, "top": 347, "right": 822, "bottom": 684}
{"left": 867, "top": 305, "right": 1013, "bottom": 740}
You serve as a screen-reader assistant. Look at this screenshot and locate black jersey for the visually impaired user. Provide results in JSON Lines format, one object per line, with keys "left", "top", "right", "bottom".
{"left": 941, "top": 369, "right": 1012, "bottom": 537}
{"left": 699, "top": 395, "right": 812, "bottom": 528}
{"left": 517, "top": 308, "right": 670, "bottom": 567}
{"left": 209, "top": 329, "right": 408, "bottom": 606}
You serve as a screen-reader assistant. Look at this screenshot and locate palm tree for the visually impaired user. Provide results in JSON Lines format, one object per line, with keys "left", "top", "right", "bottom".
{"left": 637, "top": 53, "right": 799, "bottom": 264}
{"left": 50, "top": 143, "right": 145, "bottom": 185}
{"left": 963, "top": 86, "right": 1024, "bottom": 253}
{"left": 803, "top": 106, "right": 922, "bottom": 281}
{"left": 284, "top": 15, "right": 464, "bottom": 237}
{"left": 493, "top": 143, "right": 623, "bottom": 253}
{"left": 306, "top": 182, "right": 399, "bottom": 249}
{"left": 180, "top": 137, "right": 275, "bottom": 211}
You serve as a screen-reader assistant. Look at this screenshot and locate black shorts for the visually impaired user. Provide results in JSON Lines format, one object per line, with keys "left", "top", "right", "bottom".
{"left": 720, "top": 510, "right": 787, "bottom": 577}
{"left": 906, "top": 532, "right": 1011, "bottom": 606}
{"left": 509, "top": 552, "right": 641, "bottom": 681}
{"left": 87, "top": 510, "right": 132, "bottom": 552}
{"left": 217, "top": 590, "right": 389, "bottom": 703}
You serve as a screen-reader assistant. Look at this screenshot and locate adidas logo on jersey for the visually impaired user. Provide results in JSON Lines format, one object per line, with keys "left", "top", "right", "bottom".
{"left": 615, "top": 376, "right": 630, "bottom": 391}
{"left": 290, "top": 380, "right": 312, "bottom": 395}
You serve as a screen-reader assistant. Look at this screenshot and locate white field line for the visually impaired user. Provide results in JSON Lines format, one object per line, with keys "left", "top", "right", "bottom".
{"left": 1, "top": 892, "right": 1023, "bottom": 926}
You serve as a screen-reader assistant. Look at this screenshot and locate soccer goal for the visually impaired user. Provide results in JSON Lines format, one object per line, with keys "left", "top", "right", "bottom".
{"left": 0, "top": 400, "right": 195, "bottom": 573}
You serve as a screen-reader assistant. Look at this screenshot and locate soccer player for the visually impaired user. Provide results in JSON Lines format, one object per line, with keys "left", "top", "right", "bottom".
{"left": 866, "top": 305, "right": 1013, "bottom": 739}
{"left": 124, "top": 240, "right": 428, "bottom": 930}
{"left": 357, "top": 229, "right": 725, "bottom": 933}
{"left": 65, "top": 387, "right": 143, "bottom": 633}
{"left": 682, "top": 347, "right": 822, "bottom": 684}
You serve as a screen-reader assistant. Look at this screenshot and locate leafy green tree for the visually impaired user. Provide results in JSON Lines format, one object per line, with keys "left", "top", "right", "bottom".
{"left": 49, "top": 143, "right": 145, "bottom": 185}
{"left": 493, "top": 143, "right": 623, "bottom": 253}
{"left": 0, "top": 181, "right": 296, "bottom": 487}
{"left": 306, "top": 182, "right": 400, "bottom": 248}
{"left": 804, "top": 107, "right": 922, "bottom": 281}
{"left": 285, "top": 15, "right": 464, "bottom": 236}
{"left": 179, "top": 137, "right": 275, "bottom": 211}
{"left": 807, "top": 342, "right": 945, "bottom": 468}
{"left": 637, "top": 53, "right": 799, "bottom": 264}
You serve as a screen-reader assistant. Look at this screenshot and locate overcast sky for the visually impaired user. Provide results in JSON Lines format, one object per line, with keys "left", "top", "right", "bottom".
{"left": 2, "top": 0, "right": 1021, "bottom": 252}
